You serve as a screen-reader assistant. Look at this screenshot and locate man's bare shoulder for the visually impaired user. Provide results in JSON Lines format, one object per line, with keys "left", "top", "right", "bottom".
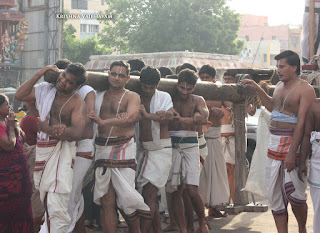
{"left": 72, "top": 93, "right": 86, "bottom": 105}
{"left": 192, "top": 94, "right": 205, "bottom": 103}
{"left": 299, "top": 80, "right": 315, "bottom": 92}
{"left": 125, "top": 90, "right": 140, "bottom": 99}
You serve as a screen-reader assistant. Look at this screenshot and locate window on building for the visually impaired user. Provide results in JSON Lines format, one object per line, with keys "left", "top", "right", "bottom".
{"left": 80, "top": 24, "right": 87, "bottom": 33}
{"left": 272, "top": 36, "right": 277, "bottom": 40}
{"left": 101, "top": 0, "right": 104, "bottom": 5}
{"left": 264, "top": 54, "right": 267, "bottom": 62}
{"left": 292, "top": 36, "right": 299, "bottom": 47}
{"left": 88, "top": 25, "right": 99, "bottom": 33}
{"left": 72, "top": 0, "right": 88, "bottom": 10}
{"left": 245, "top": 35, "right": 249, "bottom": 41}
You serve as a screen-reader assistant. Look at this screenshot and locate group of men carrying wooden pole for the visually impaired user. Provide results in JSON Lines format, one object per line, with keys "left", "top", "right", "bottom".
{"left": 14, "top": 48, "right": 320, "bottom": 233}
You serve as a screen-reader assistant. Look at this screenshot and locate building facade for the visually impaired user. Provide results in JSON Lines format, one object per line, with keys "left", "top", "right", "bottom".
{"left": 64, "top": 0, "right": 109, "bottom": 40}
{"left": 238, "top": 14, "right": 302, "bottom": 68}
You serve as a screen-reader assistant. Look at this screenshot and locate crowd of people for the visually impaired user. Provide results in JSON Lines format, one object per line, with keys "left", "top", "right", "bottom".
{"left": 0, "top": 49, "right": 319, "bottom": 233}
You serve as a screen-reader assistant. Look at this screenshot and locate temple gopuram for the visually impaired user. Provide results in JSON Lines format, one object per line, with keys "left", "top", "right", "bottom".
{"left": 0, "top": 0, "right": 27, "bottom": 88}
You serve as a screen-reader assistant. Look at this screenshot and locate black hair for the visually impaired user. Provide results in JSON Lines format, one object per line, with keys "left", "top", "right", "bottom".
{"left": 127, "top": 59, "right": 146, "bottom": 72}
{"left": 175, "top": 64, "right": 182, "bottom": 74}
{"left": 199, "top": 65, "right": 216, "bottom": 77}
{"left": 275, "top": 50, "right": 300, "bottom": 75}
{"left": 179, "top": 63, "right": 197, "bottom": 73}
{"left": 178, "top": 69, "right": 198, "bottom": 86}
{"left": 130, "top": 70, "right": 141, "bottom": 76}
{"left": 140, "top": 66, "right": 161, "bottom": 85}
{"left": 159, "top": 67, "right": 173, "bottom": 78}
{"left": 0, "top": 94, "right": 8, "bottom": 106}
{"left": 166, "top": 74, "right": 178, "bottom": 79}
{"left": 54, "top": 58, "right": 72, "bottom": 69}
{"left": 223, "top": 71, "right": 236, "bottom": 78}
{"left": 65, "top": 63, "right": 87, "bottom": 85}
{"left": 110, "top": 60, "right": 131, "bottom": 76}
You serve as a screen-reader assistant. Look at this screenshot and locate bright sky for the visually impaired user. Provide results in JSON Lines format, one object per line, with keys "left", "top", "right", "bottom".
{"left": 227, "top": 0, "right": 305, "bottom": 26}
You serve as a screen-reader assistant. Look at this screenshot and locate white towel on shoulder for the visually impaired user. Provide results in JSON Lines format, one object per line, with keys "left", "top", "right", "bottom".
{"left": 35, "top": 82, "right": 57, "bottom": 141}
{"left": 150, "top": 90, "right": 173, "bottom": 145}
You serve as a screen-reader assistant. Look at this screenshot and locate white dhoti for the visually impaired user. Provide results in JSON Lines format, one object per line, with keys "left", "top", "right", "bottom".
{"left": 68, "top": 138, "right": 94, "bottom": 233}
{"left": 221, "top": 124, "right": 235, "bottom": 165}
{"left": 94, "top": 137, "right": 150, "bottom": 220}
{"left": 34, "top": 139, "right": 76, "bottom": 233}
{"left": 308, "top": 131, "right": 320, "bottom": 233}
{"left": 266, "top": 129, "right": 307, "bottom": 215}
{"left": 136, "top": 138, "right": 172, "bottom": 191}
{"left": 198, "top": 134, "right": 208, "bottom": 168}
{"left": 166, "top": 131, "right": 199, "bottom": 193}
{"left": 199, "top": 127, "right": 230, "bottom": 207}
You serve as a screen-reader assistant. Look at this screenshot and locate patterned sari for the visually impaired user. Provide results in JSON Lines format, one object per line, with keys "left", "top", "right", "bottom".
{"left": 0, "top": 123, "right": 33, "bottom": 232}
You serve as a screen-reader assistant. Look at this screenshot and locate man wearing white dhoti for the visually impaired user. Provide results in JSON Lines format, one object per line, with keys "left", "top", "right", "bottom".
{"left": 166, "top": 69, "right": 210, "bottom": 233}
{"left": 15, "top": 63, "right": 87, "bottom": 233}
{"left": 242, "top": 50, "right": 315, "bottom": 233}
{"left": 67, "top": 85, "right": 96, "bottom": 233}
{"left": 135, "top": 66, "right": 173, "bottom": 233}
{"left": 198, "top": 64, "right": 229, "bottom": 218}
{"left": 89, "top": 61, "right": 150, "bottom": 233}
{"left": 300, "top": 99, "right": 320, "bottom": 233}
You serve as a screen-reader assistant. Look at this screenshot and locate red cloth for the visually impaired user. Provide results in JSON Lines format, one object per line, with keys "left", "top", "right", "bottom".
{"left": 0, "top": 123, "right": 33, "bottom": 232}
{"left": 20, "top": 115, "right": 38, "bottom": 146}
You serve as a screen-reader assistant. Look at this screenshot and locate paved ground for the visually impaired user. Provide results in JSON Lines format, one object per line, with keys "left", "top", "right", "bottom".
{"left": 88, "top": 187, "right": 315, "bottom": 233}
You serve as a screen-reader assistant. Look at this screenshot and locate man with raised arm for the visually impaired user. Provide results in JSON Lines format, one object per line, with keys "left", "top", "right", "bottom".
{"left": 166, "top": 69, "right": 210, "bottom": 233}
{"left": 135, "top": 66, "right": 173, "bottom": 233}
{"left": 242, "top": 50, "right": 316, "bottom": 233}
{"left": 88, "top": 61, "right": 150, "bottom": 233}
{"left": 15, "top": 63, "right": 87, "bottom": 233}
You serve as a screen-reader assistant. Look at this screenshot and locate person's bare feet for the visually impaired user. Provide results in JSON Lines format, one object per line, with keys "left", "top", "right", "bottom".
{"left": 196, "top": 224, "right": 210, "bottom": 233}
{"left": 208, "top": 207, "right": 227, "bottom": 218}
{"left": 163, "top": 224, "right": 179, "bottom": 232}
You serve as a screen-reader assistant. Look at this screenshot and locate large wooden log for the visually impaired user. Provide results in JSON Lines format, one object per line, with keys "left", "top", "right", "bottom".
{"left": 44, "top": 70, "right": 251, "bottom": 103}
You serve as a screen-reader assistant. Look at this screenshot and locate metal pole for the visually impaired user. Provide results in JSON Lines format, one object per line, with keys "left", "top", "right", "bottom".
{"left": 59, "top": 0, "right": 64, "bottom": 59}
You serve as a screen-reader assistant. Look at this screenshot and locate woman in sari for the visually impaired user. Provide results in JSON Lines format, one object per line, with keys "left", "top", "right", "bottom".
{"left": 0, "top": 93, "right": 33, "bottom": 232}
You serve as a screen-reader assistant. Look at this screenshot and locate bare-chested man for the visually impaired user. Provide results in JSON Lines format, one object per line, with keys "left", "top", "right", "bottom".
{"left": 166, "top": 69, "right": 210, "bottom": 233}
{"left": 198, "top": 65, "right": 230, "bottom": 218}
{"left": 15, "top": 63, "right": 87, "bottom": 233}
{"left": 89, "top": 61, "right": 150, "bottom": 233}
{"left": 242, "top": 50, "right": 316, "bottom": 233}
{"left": 221, "top": 72, "right": 238, "bottom": 203}
{"left": 221, "top": 71, "right": 257, "bottom": 203}
{"left": 135, "top": 66, "right": 173, "bottom": 233}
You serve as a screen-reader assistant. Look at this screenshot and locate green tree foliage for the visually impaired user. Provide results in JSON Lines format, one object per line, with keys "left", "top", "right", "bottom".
{"left": 100, "top": 0, "right": 244, "bottom": 55}
{"left": 63, "top": 24, "right": 110, "bottom": 65}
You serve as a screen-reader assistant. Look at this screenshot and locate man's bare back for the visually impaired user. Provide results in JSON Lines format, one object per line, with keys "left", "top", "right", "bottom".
{"left": 139, "top": 97, "right": 171, "bottom": 142}
{"left": 206, "top": 100, "right": 224, "bottom": 127}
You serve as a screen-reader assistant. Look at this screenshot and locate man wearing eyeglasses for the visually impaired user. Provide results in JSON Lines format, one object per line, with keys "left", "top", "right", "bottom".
{"left": 89, "top": 61, "right": 150, "bottom": 233}
{"left": 135, "top": 66, "right": 174, "bottom": 233}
